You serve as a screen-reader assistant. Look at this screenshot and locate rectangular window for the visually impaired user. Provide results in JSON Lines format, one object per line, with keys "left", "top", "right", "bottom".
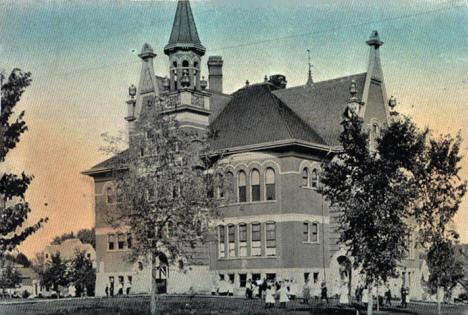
{"left": 303, "top": 222, "right": 309, "bottom": 242}
{"left": 313, "top": 272, "right": 319, "bottom": 284}
{"left": 266, "top": 273, "right": 276, "bottom": 282}
{"left": 127, "top": 233, "right": 132, "bottom": 249}
{"left": 265, "top": 222, "right": 276, "bottom": 256}
{"left": 239, "top": 186, "right": 246, "bottom": 203}
{"left": 228, "top": 225, "right": 236, "bottom": 257}
{"left": 118, "top": 233, "right": 125, "bottom": 250}
{"left": 266, "top": 184, "right": 275, "bottom": 200}
{"left": 239, "top": 274, "right": 247, "bottom": 288}
{"left": 218, "top": 226, "right": 225, "bottom": 258}
{"left": 251, "top": 223, "right": 261, "bottom": 256}
{"left": 219, "top": 274, "right": 225, "bottom": 281}
{"left": 127, "top": 276, "right": 132, "bottom": 285}
{"left": 252, "top": 273, "right": 261, "bottom": 282}
{"left": 252, "top": 185, "right": 260, "bottom": 201}
{"left": 304, "top": 272, "right": 310, "bottom": 282}
{"left": 118, "top": 276, "right": 124, "bottom": 285}
{"left": 228, "top": 274, "right": 235, "bottom": 283}
{"left": 239, "top": 224, "right": 247, "bottom": 257}
{"left": 108, "top": 234, "right": 115, "bottom": 250}
{"left": 311, "top": 223, "right": 318, "bottom": 243}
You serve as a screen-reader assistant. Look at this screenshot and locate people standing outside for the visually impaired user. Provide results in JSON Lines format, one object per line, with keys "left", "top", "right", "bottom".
{"left": 227, "top": 279, "right": 234, "bottom": 296}
{"left": 362, "top": 286, "right": 369, "bottom": 309}
{"left": 339, "top": 281, "right": 349, "bottom": 305}
{"left": 302, "top": 279, "right": 311, "bottom": 304}
{"left": 278, "top": 281, "right": 290, "bottom": 309}
{"left": 385, "top": 286, "right": 392, "bottom": 306}
{"left": 401, "top": 286, "right": 407, "bottom": 308}
{"left": 245, "top": 279, "right": 253, "bottom": 299}
{"left": 265, "top": 282, "right": 275, "bottom": 308}
{"left": 289, "top": 279, "right": 297, "bottom": 300}
{"left": 320, "top": 282, "right": 329, "bottom": 304}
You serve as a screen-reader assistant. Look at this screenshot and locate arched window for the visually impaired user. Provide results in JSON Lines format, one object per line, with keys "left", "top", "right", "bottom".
{"left": 238, "top": 171, "right": 247, "bottom": 202}
{"left": 217, "top": 173, "right": 224, "bottom": 199}
{"left": 310, "top": 169, "right": 318, "bottom": 189}
{"left": 106, "top": 186, "right": 114, "bottom": 203}
{"left": 194, "top": 61, "right": 199, "bottom": 69}
{"left": 172, "top": 61, "right": 178, "bottom": 68}
{"left": 182, "top": 60, "right": 189, "bottom": 68}
{"left": 302, "top": 168, "right": 309, "bottom": 187}
{"left": 226, "top": 172, "right": 234, "bottom": 203}
{"left": 251, "top": 169, "right": 260, "bottom": 201}
{"left": 265, "top": 168, "right": 276, "bottom": 200}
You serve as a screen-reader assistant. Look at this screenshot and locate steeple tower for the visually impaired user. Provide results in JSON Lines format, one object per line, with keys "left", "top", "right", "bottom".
{"left": 164, "top": 0, "right": 206, "bottom": 91}
{"left": 306, "top": 49, "right": 313, "bottom": 87}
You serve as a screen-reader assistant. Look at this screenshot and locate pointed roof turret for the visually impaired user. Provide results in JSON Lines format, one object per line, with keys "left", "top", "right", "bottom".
{"left": 164, "top": 0, "right": 206, "bottom": 56}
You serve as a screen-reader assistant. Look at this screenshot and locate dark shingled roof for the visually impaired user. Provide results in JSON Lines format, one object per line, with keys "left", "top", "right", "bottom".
{"left": 273, "top": 73, "right": 367, "bottom": 146}
{"left": 83, "top": 149, "right": 129, "bottom": 174}
{"left": 164, "top": 0, "right": 205, "bottom": 55}
{"left": 210, "top": 83, "right": 326, "bottom": 151}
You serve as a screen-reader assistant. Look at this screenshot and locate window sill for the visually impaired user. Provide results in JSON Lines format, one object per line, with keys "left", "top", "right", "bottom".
{"left": 107, "top": 248, "right": 131, "bottom": 252}
{"left": 302, "top": 186, "right": 318, "bottom": 191}
{"left": 217, "top": 255, "right": 278, "bottom": 261}
{"left": 219, "top": 200, "right": 276, "bottom": 208}
{"left": 302, "top": 241, "right": 320, "bottom": 245}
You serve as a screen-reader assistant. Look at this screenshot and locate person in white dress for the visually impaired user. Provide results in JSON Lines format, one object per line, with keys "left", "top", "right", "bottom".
{"left": 279, "top": 281, "right": 290, "bottom": 308}
{"left": 362, "top": 287, "right": 369, "bottom": 308}
{"left": 265, "top": 283, "right": 275, "bottom": 308}
{"left": 339, "top": 282, "right": 349, "bottom": 304}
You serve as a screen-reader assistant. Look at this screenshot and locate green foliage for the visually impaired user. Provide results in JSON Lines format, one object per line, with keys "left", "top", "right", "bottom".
{"left": 103, "top": 101, "right": 220, "bottom": 267}
{"left": 0, "top": 68, "right": 47, "bottom": 252}
{"left": 51, "top": 228, "right": 95, "bottom": 249}
{"left": 413, "top": 133, "right": 467, "bottom": 295}
{"left": 41, "top": 253, "right": 69, "bottom": 292}
{"left": 68, "top": 250, "right": 95, "bottom": 296}
{"left": 321, "top": 113, "right": 427, "bottom": 285}
{"left": 0, "top": 263, "right": 21, "bottom": 289}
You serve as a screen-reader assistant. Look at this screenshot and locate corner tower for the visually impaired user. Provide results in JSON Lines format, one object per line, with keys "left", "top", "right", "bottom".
{"left": 164, "top": 0, "right": 206, "bottom": 91}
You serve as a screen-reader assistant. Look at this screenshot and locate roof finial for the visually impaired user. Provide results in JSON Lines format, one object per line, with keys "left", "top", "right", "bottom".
{"left": 306, "top": 49, "right": 313, "bottom": 86}
{"left": 366, "top": 30, "right": 383, "bottom": 49}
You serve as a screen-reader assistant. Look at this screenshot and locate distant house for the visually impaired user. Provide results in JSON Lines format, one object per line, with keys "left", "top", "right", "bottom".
{"left": 45, "top": 238, "right": 96, "bottom": 267}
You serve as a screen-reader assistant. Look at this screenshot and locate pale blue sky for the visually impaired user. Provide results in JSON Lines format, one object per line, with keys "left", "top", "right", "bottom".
{"left": 0, "top": 0, "right": 466, "bottom": 256}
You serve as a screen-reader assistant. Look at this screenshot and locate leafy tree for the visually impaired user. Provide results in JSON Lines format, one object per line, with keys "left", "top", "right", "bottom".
{"left": 42, "top": 253, "right": 69, "bottom": 294}
{"left": 51, "top": 228, "right": 95, "bottom": 249}
{"left": 320, "top": 113, "right": 427, "bottom": 315}
{"left": 103, "top": 101, "right": 220, "bottom": 315}
{"left": 68, "top": 250, "right": 95, "bottom": 297}
{"left": 0, "top": 69, "right": 47, "bottom": 252}
{"left": 413, "top": 133, "right": 467, "bottom": 314}
{"left": 0, "top": 263, "right": 21, "bottom": 293}
{"left": 14, "top": 252, "right": 30, "bottom": 267}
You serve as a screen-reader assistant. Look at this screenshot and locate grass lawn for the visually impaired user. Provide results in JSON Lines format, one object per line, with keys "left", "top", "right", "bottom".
{"left": 1, "top": 295, "right": 468, "bottom": 315}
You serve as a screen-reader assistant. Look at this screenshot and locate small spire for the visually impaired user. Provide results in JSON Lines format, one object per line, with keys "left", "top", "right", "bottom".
{"left": 388, "top": 96, "right": 397, "bottom": 109}
{"left": 306, "top": 49, "right": 313, "bottom": 86}
{"left": 138, "top": 43, "right": 156, "bottom": 59}
{"left": 245, "top": 80, "right": 250, "bottom": 86}
{"left": 264, "top": 75, "right": 268, "bottom": 82}
{"left": 366, "top": 30, "right": 383, "bottom": 49}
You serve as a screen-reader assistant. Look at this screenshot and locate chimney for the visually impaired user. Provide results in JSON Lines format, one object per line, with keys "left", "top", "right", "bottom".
{"left": 207, "top": 56, "right": 223, "bottom": 93}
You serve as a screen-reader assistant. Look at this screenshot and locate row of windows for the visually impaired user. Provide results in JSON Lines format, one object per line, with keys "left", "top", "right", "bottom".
{"left": 218, "top": 272, "right": 322, "bottom": 288}
{"left": 217, "top": 168, "right": 276, "bottom": 203}
{"left": 301, "top": 168, "right": 320, "bottom": 189}
{"left": 108, "top": 233, "right": 132, "bottom": 251}
{"left": 218, "top": 222, "right": 277, "bottom": 258}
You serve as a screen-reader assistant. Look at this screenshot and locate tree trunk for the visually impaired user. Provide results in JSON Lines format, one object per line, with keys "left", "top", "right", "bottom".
{"left": 437, "top": 286, "right": 442, "bottom": 315}
{"left": 367, "top": 283, "right": 373, "bottom": 315}
{"left": 150, "top": 258, "right": 160, "bottom": 315}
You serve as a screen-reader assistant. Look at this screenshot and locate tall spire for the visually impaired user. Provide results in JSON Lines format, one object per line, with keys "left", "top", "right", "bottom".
{"left": 366, "top": 30, "right": 384, "bottom": 82}
{"left": 306, "top": 49, "right": 313, "bottom": 86}
{"left": 164, "top": 0, "right": 206, "bottom": 56}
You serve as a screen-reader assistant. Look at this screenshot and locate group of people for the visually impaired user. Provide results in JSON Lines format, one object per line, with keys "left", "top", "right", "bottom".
{"left": 302, "top": 280, "right": 329, "bottom": 304}
{"left": 355, "top": 284, "right": 410, "bottom": 308}
{"left": 104, "top": 282, "right": 131, "bottom": 297}
{"left": 244, "top": 278, "right": 298, "bottom": 308}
